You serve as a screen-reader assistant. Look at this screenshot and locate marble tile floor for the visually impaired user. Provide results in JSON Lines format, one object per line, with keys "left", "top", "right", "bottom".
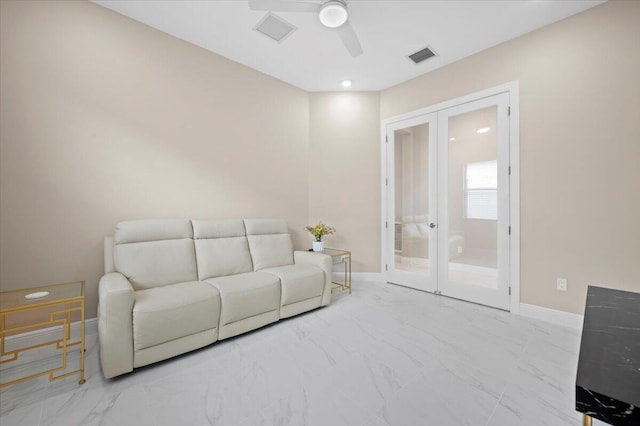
{"left": 0, "top": 281, "right": 590, "bottom": 426}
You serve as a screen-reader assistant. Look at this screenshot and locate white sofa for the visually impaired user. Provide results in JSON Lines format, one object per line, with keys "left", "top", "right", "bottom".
{"left": 98, "top": 218, "right": 332, "bottom": 379}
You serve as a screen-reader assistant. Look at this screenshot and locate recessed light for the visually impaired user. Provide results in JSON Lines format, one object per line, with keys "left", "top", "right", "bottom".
{"left": 476, "top": 127, "right": 491, "bottom": 134}
{"left": 341, "top": 80, "right": 352, "bottom": 88}
{"left": 319, "top": 1, "right": 348, "bottom": 28}
{"left": 449, "top": 137, "right": 455, "bottom": 141}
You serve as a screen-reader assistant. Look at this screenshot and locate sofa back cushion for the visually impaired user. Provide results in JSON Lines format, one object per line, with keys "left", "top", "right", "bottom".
{"left": 244, "top": 219, "right": 294, "bottom": 271}
{"left": 113, "top": 219, "right": 197, "bottom": 290}
{"left": 192, "top": 220, "right": 253, "bottom": 280}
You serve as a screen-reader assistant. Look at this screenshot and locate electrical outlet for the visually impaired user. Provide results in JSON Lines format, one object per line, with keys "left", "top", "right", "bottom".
{"left": 557, "top": 278, "right": 568, "bottom": 291}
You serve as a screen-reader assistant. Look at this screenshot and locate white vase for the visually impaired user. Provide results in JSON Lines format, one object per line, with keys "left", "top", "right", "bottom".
{"left": 313, "top": 241, "right": 324, "bottom": 252}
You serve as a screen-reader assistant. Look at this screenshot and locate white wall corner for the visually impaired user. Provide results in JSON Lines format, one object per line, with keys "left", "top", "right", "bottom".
{"left": 519, "top": 303, "right": 584, "bottom": 330}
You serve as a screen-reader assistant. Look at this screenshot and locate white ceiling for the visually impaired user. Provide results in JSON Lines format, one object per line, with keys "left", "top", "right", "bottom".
{"left": 92, "top": 0, "right": 605, "bottom": 92}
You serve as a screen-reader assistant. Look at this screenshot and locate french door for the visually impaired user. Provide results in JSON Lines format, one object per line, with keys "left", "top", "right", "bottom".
{"left": 386, "top": 113, "right": 438, "bottom": 293}
{"left": 384, "top": 92, "right": 511, "bottom": 310}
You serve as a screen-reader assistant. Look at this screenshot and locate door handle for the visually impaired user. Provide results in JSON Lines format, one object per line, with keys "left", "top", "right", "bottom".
{"left": 429, "top": 223, "right": 437, "bottom": 228}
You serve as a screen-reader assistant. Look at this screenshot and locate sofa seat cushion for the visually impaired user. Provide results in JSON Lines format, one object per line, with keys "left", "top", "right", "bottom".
{"left": 133, "top": 281, "right": 221, "bottom": 351}
{"left": 261, "top": 264, "right": 324, "bottom": 306}
{"left": 205, "top": 272, "right": 280, "bottom": 325}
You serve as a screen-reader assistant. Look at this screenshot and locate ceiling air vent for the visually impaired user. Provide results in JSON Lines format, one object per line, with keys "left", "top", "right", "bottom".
{"left": 407, "top": 46, "right": 437, "bottom": 64}
{"left": 254, "top": 13, "right": 297, "bottom": 43}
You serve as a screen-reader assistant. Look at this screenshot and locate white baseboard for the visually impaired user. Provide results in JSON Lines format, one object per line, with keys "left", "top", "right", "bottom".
{"left": 330, "top": 272, "right": 582, "bottom": 329}
{"left": 1, "top": 318, "right": 98, "bottom": 366}
{"left": 353, "top": 272, "right": 383, "bottom": 282}
{"left": 4, "top": 318, "right": 98, "bottom": 345}
{"left": 519, "top": 303, "right": 584, "bottom": 330}
{"left": 332, "top": 272, "right": 382, "bottom": 282}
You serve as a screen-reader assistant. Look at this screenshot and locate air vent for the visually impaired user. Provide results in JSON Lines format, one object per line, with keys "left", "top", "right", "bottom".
{"left": 407, "top": 46, "right": 437, "bottom": 64}
{"left": 254, "top": 13, "right": 297, "bottom": 43}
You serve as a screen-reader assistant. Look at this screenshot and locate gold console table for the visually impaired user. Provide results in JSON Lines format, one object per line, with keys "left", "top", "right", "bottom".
{"left": 324, "top": 248, "right": 352, "bottom": 294}
{"left": 0, "top": 281, "right": 86, "bottom": 387}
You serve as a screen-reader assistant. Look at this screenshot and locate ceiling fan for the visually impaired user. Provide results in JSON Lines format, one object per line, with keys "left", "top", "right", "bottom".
{"left": 248, "top": 0, "right": 363, "bottom": 57}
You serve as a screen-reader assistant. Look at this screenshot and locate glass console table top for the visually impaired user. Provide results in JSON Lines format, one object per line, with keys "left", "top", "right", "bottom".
{"left": 322, "top": 248, "right": 350, "bottom": 257}
{"left": 1, "top": 281, "right": 84, "bottom": 312}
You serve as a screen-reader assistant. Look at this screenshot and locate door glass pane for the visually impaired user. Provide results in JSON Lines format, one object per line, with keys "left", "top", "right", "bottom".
{"left": 447, "top": 107, "right": 498, "bottom": 288}
{"left": 394, "top": 123, "right": 430, "bottom": 273}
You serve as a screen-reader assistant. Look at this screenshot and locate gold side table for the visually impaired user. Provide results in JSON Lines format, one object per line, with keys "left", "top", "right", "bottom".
{"left": 0, "top": 281, "right": 86, "bottom": 387}
{"left": 323, "top": 248, "right": 351, "bottom": 294}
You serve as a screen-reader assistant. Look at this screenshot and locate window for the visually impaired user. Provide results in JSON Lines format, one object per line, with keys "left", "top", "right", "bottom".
{"left": 465, "top": 160, "right": 497, "bottom": 220}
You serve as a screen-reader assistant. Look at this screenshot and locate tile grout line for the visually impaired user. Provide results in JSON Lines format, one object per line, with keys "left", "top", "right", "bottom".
{"left": 483, "top": 323, "right": 536, "bottom": 426}
{"left": 37, "top": 378, "right": 48, "bottom": 426}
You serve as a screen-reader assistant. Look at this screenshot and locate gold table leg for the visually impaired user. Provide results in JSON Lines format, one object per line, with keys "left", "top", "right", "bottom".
{"left": 347, "top": 253, "right": 351, "bottom": 294}
{"left": 582, "top": 414, "right": 592, "bottom": 426}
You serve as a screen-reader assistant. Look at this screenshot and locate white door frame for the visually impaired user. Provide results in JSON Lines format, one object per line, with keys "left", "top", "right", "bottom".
{"left": 380, "top": 81, "right": 520, "bottom": 313}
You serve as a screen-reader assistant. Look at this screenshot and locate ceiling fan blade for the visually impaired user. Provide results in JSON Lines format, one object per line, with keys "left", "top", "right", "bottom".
{"left": 248, "top": 0, "right": 319, "bottom": 13}
{"left": 336, "top": 21, "right": 363, "bottom": 58}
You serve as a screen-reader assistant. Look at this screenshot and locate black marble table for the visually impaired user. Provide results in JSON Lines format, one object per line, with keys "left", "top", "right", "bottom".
{"left": 576, "top": 286, "right": 640, "bottom": 425}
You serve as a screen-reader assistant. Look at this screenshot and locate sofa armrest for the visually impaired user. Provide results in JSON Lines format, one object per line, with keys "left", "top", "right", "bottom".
{"left": 294, "top": 250, "right": 332, "bottom": 306}
{"left": 98, "top": 272, "right": 135, "bottom": 378}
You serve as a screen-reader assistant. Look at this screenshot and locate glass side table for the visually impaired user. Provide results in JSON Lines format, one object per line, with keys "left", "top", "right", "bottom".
{"left": 323, "top": 248, "right": 352, "bottom": 294}
{"left": 0, "top": 281, "right": 86, "bottom": 387}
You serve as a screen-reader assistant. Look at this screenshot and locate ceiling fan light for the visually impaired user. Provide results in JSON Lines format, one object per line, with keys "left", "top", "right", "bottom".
{"left": 319, "top": 1, "right": 348, "bottom": 28}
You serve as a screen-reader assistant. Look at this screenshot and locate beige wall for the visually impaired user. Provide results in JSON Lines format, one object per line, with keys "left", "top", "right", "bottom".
{"left": 308, "top": 92, "right": 380, "bottom": 272}
{"left": 2, "top": 0, "right": 638, "bottom": 320}
{"left": 0, "top": 0, "right": 310, "bottom": 318}
{"left": 381, "top": 1, "right": 640, "bottom": 314}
